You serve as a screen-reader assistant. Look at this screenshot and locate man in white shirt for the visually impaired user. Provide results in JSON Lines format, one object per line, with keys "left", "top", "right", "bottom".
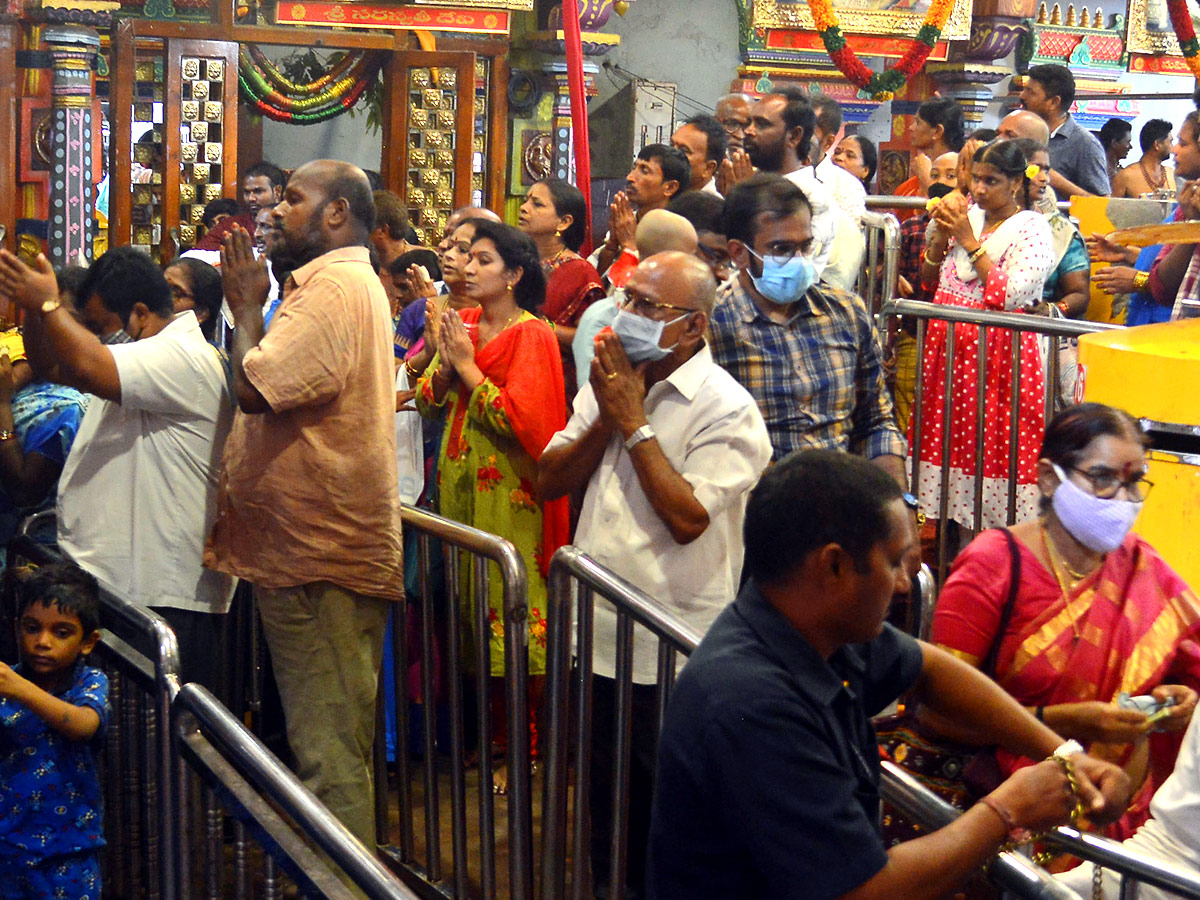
{"left": 0, "top": 246, "right": 234, "bottom": 690}
{"left": 811, "top": 95, "right": 869, "bottom": 223}
{"left": 671, "top": 114, "right": 727, "bottom": 197}
{"left": 742, "top": 86, "right": 854, "bottom": 287}
{"left": 1058, "top": 711, "right": 1200, "bottom": 900}
{"left": 540, "top": 251, "right": 772, "bottom": 900}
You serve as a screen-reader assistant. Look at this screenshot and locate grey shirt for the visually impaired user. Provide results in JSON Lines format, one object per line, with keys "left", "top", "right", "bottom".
{"left": 1048, "top": 114, "right": 1111, "bottom": 196}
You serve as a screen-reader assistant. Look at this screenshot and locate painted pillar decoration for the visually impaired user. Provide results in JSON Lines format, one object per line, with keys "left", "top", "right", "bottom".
{"left": 526, "top": 0, "right": 620, "bottom": 184}
{"left": 44, "top": 24, "right": 99, "bottom": 267}
{"left": 929, "top": 0, "right": 1038, "bottom": 123}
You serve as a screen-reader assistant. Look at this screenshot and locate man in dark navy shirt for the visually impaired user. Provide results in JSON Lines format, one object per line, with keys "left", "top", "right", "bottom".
{"left": 647, "top": 449, "right": 1131, "bottom": 900}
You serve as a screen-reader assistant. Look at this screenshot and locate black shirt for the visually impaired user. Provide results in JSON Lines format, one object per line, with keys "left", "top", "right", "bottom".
{"left": 646, "top": 579, "right": 924, "bottom": 900}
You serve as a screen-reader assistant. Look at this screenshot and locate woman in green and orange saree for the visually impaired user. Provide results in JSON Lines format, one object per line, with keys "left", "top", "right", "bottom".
{"left": 931, "top": 403, "right": 1200, "bottom": 840}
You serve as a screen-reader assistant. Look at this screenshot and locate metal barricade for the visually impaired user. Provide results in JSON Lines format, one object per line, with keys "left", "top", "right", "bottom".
{"left": 881, "top": 761, "right": 1082, "bottom": 900}
{"left": 859, "top": 210, "right": 901, "bottom": 317}
{"left": 375, "top": 504, "right": 533, "bottom": 900}
{"left": 539, "top": 545, "right": 1078, "bottom": 900}
{"left": 8, "top": 532, "right": 182, "bottom": 900}
{"left": 7, "top": 525, "right": 419, "bottom": 900}
{"left": 175, "top": 684, "right": 421, "bottom": 900}
{"left": 1042, "top": 825, "right": 1200, "bottom": 900}
{"left": 879, "top": 299, "right": 1119, "bottom": 584}
{"left": 540, "top": 545, "right": 703, "bottom": 900}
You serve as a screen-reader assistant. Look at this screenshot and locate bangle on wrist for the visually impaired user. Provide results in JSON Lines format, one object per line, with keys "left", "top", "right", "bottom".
{"left": 1133, "top": 270, "right": 1150, "bottom": 291}
{"left": 968, "top": 246, "right": 988, "bottom": 264}
{"left": 0, "top": 429, "right": 14, "bottom": 441}
{"left": 1035, "top": 705, "right": 1045, "bottom": 721}
{"left": 1056, "top": 301, "right": 1071, "bottom": 316}
{"left": 922, "top": 249, "right": 944, "bottom": 267}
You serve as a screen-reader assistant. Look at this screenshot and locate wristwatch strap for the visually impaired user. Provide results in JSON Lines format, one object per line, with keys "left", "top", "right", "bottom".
{"left": 624, "top": 424, "right": 655, "bottom": 452}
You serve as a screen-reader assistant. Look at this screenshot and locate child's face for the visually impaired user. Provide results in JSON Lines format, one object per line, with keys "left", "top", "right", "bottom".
{"left": 17, "top": 601, "right": 98, "bottom": 689}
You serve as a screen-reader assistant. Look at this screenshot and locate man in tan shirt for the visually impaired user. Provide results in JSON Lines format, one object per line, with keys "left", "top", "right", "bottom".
{"left": 204, "top": 159, "right": 403, "bottom": 849}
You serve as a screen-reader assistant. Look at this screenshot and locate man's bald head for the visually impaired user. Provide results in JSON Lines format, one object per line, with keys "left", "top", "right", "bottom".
{"left": 634, "top": 209, "right": 698, "bottom": 258}
{"left": 635, "top": 250, "right": 718, "bottom": 315}
{"left": 291, "top": 159, "right": 376, "bottom": 238}
{"left": 997, "top": 110, "right": 1050, "bottom": 145}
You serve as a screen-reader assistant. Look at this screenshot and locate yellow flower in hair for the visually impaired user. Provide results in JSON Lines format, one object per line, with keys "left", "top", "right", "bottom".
{"left": 1025, "top": 163, "right": 1040, "bottom": 179}
{"left": 925, "top": 196, "right": 941, "bottom": 212}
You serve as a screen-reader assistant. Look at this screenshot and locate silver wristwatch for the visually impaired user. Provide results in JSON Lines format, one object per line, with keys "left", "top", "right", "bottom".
{"left": 1052, "top": 739, "right": 1084, "bottom": 760}
{"left": 624, "top": 424, "right": 655, "bottom": 451}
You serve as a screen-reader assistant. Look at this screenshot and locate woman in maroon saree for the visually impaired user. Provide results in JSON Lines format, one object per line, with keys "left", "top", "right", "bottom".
{"left": 518, "top": 177, "right": 604, "bottom": 397}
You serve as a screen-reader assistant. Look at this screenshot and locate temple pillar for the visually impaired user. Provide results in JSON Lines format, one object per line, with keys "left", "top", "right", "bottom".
{"left": 43, "top": 24, "right": 99, "bottom": 267}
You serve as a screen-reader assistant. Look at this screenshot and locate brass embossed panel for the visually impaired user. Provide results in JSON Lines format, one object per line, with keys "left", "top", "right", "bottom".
{"left": 176, "top": 54, "right": 231, "bottom": 250}
{"left": 406, "top": 66, "right": 460, "bottom": 245}
{"left": 130, "top": 48, "right": 165, "bottom": 254}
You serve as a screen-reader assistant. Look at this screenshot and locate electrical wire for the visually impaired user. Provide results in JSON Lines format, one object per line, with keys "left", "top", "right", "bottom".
{"left": 600, "top": 60, "right": 716, "bottom": 117}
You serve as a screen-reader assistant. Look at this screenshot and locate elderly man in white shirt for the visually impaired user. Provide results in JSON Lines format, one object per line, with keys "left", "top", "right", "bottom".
{"left": 0, "top": 246, "right": 234, "bottom": 691}
{"left": 539, "top": 251, "right": 772, "bottom": 900}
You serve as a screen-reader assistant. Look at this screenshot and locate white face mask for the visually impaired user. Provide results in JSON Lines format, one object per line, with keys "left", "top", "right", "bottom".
{"left": 1050, "top": 463, "right": 1142, "bottom": 553}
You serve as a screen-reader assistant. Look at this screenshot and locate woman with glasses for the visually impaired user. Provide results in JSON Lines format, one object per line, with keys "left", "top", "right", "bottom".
{"left": 911, "top": 140, "right": 1054, "bottom": 536}
{"left": 415, "top": 220, "right": 569, "bottom": 792}
{"left": 924, "top": 403, "right": 1200, "bottom": 840}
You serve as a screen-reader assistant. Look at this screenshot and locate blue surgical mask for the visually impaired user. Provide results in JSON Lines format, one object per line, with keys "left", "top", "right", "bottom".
{"left": 746, "top": 248, "right": 816, "bottom": 306}
{"left": 611, "top": 308, "right": 688, "bottom": 364}
{"left": 1051, "top": 463, "right": 1142, "bottom": 553}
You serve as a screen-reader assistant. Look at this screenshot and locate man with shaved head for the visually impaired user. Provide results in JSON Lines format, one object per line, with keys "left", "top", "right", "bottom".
{"left": 541, "top": 251, "right": 771, "bottom": 899}
{"left": 205, "top": 159, "right": 404, "bottom": 849}
{"left": 997, "top": 108, "right": 1051, "bottom": 145}
{"left": 571, "top": 209, "right": 699, "bottom": 392}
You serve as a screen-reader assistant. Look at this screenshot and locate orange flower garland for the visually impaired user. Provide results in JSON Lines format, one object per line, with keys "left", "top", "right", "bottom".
{"left": 809, "top": 0, "right": 957, "bottom": 100}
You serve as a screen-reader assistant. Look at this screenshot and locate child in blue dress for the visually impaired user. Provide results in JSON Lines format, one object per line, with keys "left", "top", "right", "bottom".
{"left": 0, "top": 562, "right": 108, "bottom": 900}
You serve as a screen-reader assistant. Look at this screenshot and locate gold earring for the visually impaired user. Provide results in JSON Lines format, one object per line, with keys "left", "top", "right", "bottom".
{"left": 506, "top": 283, "right": 514, "bottom": 293}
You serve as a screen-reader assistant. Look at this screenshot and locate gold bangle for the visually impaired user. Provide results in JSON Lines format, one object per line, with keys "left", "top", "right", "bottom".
{"left": 1133, "top": 270, "right": 1150, "bottom": 291}
{"left": 922, "top": 250, "right": 944, "bottom": 267}
{"left": 968, "top": 246, "right": 988, "bottom": 264}
{"left": 404, "top": 359, "right": 422, "bottom": 379}
{"left": 0, "top": 429, "right": 15, "bottom": 441}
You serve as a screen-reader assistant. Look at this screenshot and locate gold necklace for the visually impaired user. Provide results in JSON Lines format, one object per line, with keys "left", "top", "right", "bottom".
{"left": 1040, "top": 522, "right": 1103, "bottom": 644}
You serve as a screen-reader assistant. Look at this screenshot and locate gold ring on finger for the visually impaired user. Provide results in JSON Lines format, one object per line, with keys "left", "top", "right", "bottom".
{"left": 606, "top": 372, "right": 617, "bottom": 380}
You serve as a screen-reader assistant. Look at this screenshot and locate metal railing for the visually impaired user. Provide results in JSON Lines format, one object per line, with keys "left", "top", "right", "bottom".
{"left": 880, "top": 761, "right": 1082, "bottom": 900}
{"left": 376, "top": 504, "right": 533, "bottom": 900}
{"left": 879, "top": 299, "right": 1119, "bottom": 584}
{"left": 867, "top": 195, "right": 1073, "bottom": 213}
{"left": 7, "top": 525, "right": 420, "bottom": 900}
{"left": 176, "top": 684, "right": 420, "bottom": 900}
{"left": 9, "top": 532, "right": 182, "bottom": 900}
{"left": 540, "top": 545, "right": 703, "bottom": 900}
{"left": 1043, "top": 826, "right": 1200, "bottom": 900}
{"left": 859, "top": 210, "right": 901, "bottom": 317}
{"left": 538, "top": 544, "right": 1080, "bottom": 900}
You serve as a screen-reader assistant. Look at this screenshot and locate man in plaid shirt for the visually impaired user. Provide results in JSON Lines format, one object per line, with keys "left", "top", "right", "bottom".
{"left": 710, "top": 174, "right": 906, "bottom": 483}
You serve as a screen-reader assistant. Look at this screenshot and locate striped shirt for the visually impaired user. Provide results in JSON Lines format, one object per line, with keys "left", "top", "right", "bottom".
{"left": 708, "top": 276, "right": 906, "bottom": 462}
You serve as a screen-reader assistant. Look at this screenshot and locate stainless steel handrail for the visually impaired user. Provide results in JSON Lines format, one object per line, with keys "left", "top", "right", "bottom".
{"left": 879, "top": 298, "right": 1121, "bottom": 338}
{"left": 541, "top": 545, "right": 702, "bottom": 900}
{"left": 867, "top": 196, "right": 1073, "bottom": 213}
{"left": 541, "top": 546, "right": 1074, "bottom": 900}
{"left": 176, "top": 684, "right": 419, "bottom": 900}
{"left": 391, "top": 503, "right": 534, "bottom": 900}
{"left": 1042, "top": 826, "right": 1200, "bottom": 899}
{"left": 861, "top": 210, "right": 901, "bottom": 315}
{"left": 880, "top": 761, "right": 1082, "bottom": 900}
{"left": 9, "top": 530, "right": 183, "bottom": 899}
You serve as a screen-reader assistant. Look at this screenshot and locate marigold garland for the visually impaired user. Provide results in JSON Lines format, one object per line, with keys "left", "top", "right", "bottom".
{"left": 809, "top": 0, "right": 956, "bottom": 100}
{"left": 237, "top": 45, "right": 384, "bottom": 124}
{"left": 1166, "top": 0, "right": 1200, "bottom": 80}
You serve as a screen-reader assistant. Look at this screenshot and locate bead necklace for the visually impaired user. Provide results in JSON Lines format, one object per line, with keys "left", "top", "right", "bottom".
{"left": 1139, "top": 158, "right": 1167, "bottom": 192}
